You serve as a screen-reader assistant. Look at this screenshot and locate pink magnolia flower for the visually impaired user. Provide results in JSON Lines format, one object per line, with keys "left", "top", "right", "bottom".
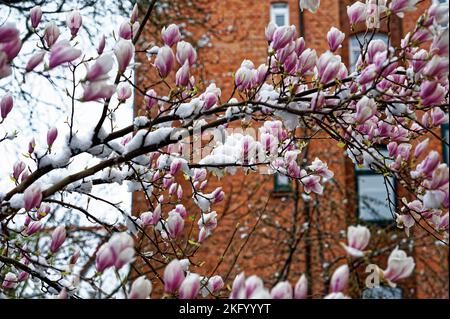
{"left": 211, "top": 187, "right": 224, "bottom": 203}
{"left": 297, "top": 48, "right": 317, "bottom": 75}
{"left": 155, "top": 45, "right": 174, "bottom": 78}
{"left": 50, "top": 225, "right": 66, "bottom": 253}
{"left": 2, "top": 272, "right": 18, "bottom": 289}
{"left": 130, "top": 3, "right": 139, "bottom": 24}
{"left": 82, "top": 81, "right": 116, "bottom": 102}
{"left": 108, "top": 232, "right": 135, "bottom": 269}
{"left": 207, "top": 275, "right": 224, "bottom": 295}
{"left": 235, "top": 60, "right": 257, "bottom": 90}
{"left": 270, "top": 281, "right": 293, "bottom": 299}
{"left": 347, "top": 1, "right": 367, "bottom": 25}
{"left": 47, "top": 127, "right": 58, "bottom": 147}
{"left": 330, "top": 264, "right": 349, "bottom": 293}
{"left": 422, "top": 56, "right": 449, "bottom": 79}
{"left": 202, "top": 92, "right": 218, "bottom": 111}
{"left": 118, "top": 21, "right": 132, "bottom": 40}
{"left": 144, "top": 89, "right": 158, "bottom": 109}
{"left": 48, "top": 40, "right": 81, "bottom": 69}
{"left": 431, "top": 107, "right": 448, "bottom": 126}
{"left": 85, "top": 54, "right": 114, "bottom": 82}
{"left": 272, "top": 25, "right": 296, "bottom": 51}
{"left": 26, "top": 221, "right": 43, "bottom": 236}
{"left": 17, "top": 271, "right": 29, "bottom": 282}
{"left": 66, "top": 10, "right": 82, "bottom": 37}
{"left": 0, "top": 23, "right": 19, "bottom": 43}
{"left": 175, "top": 204, "right": 187, "bottom": 218}
{"left": 300, "top": 0, "right": 321, "bottom": 13}
{"left": 431, "top": 29, "right": 449, "bottom": 57}
{"left": 0, "top": 23, "right": 21, "bottom": 63}
{"left": 167, "top": 211, "right": 184, "bottom": 238}
{"left": 175, "top": 61, "right": 190, "bottom": 87}
{"left": 114, "top": 39, "right": 134, "bottom": 73}
{"left": 341, "top": 225, "right": 371, "bottom": 257}
{"left": 255, "top": 63, "right": 268, "bottom": 85}
{"left": 317, "top": 51, "right": 341, "bottom": 84}
{"left": 411, "top": 49, "right": 428, "bottom": 73}
{"left": 95, "top": 243, "right": 115, "bottom": 272}
{"left": 26, "top": 51, "right": 45, "bottom": 72}
{"left": 164, "top": 259, "right": 186, "bottom": 294}
{"left": 176, "top": 41, "right": 197, "bottom": 66}
{"left": 12, "top": 161, "right": 26, "bottom": 180}
{"left": 116, "top": 83, "right": 132, "bottom": 102}
{"left": 294, "top": 274, "right": 308, "bottom": 299}
{"left": 416, "top": 151, "right": 440, "bottom": 177}
{"left": 30, "top": 6, "right": 42, "bottom": 29}
{"left": 383, "top": 247, "right": 415, "bottom": 286}
{"left": 179, "top": 274, "right": 201, "bottom": 299}
{"left": 161, "top": 24, "right": 181, "bottom": 47}
{"left": 389, "top": 0, "right": 420, "bottom": 18}
{"left": 395, "top": 213, "right": 415, "bottom": 236}
{"left": 230, "top": 272, "right": 246, "bottom": 299}
{"left": 414, "top": 138, "right": 429, "bottom": 158}
{"left": 129, "top": 276, "right": 152, "bottom": 299}
{"left": 301, "top": 173, "right": 323, "bottom": 195}
{"left": 308, "top": 157, "right": 334, "bottom": 179}
{"left": 327, "top": 27, "right": 345, "bottom": 52}
{"left": 197, "top": 211, "right": 218, "bottom": 232}
{"left": 1, "top": 93, "right": 13, "bottom": 120}
{"left": 355, "top": 96, "right": 377, "bottom": 123}
{"left": 265, "top": 22, "right": 277, "bottom": 42}
{"left": 420, "top": 81, "right": 446, "bottom": 107}
{"left": 97, "top": 35, "right": 106, "bottom": 55}
{"left": 429, "top": 164, "right": 449, "bottom": 190}
{"left": 44, "top": 22, "right": 60, "bottom": 47}
{"left": 95, "top": 232, "right": 135, "bottom": 272}
{"left": 24, "top": 185, "right": 42, "bottom": 211}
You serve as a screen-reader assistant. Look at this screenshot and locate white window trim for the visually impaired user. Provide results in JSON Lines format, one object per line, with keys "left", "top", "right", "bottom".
{"left": 270, "top": 3, "right": 289, "bottom": 27}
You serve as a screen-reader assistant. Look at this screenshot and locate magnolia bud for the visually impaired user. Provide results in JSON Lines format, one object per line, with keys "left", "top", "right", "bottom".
{"left": 66, "top": 10, "right": 82, "bottom": 37}
{"left": 50, "top": 225, "right": 66, "bottom": 253}
{"left": 23, "top": 185, "right": 42, "bottom": 211}
{"left": 164, "top": 259, "right": 185, "bottom": 294}
{"left": 44, "top": 22, "right": 60, "bottom": 47}
{"left": 30, "top": 6, "right": 42, "bottom": 29}
{"left": 47, "top": 127, "right": 58, "bottom": 147}
{"left": 48, "top": 40, "right": 82, "bottom": 69}
{"left": 179, "top": 274, "right": 200, "bottom": 299}
{"left": 114, "top": 39, "right": 134, "bottom": 73}
{"left": 0, "top": 93, "right": 13, "bottom": 120}
{"left": 155, "top": 45, "right": 175, "bottom": 78}
{"left": 161, "top": 24, "right": 181, "bottom": 47}
{"left": 129, "top": 276, "right": 152, "bottom": 299}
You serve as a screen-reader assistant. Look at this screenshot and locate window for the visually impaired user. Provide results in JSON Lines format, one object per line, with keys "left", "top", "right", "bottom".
{"left": 355, "top": 149, "right": 396, "bottom": 222}
{"left": 274, "top": 173, "right": 292, "bottom": 192}
{"left": 349, "top": 33, "right": 388, "bottom": 71}
{"left": 270, "top": 3, "right": 289, "bottom": 27}
{"left": 442, "top": 123, "right": 449, "bottom": 164}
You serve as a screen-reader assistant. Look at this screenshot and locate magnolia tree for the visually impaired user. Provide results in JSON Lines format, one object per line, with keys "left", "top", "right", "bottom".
{"left": 0, "top": 0, "right": 448, "bottom": 299}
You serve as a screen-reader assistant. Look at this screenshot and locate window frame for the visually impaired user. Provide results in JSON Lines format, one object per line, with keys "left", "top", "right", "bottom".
{"left": 354, "top": 148, "right": 397, "bottom": 224}
{"left": 273, "top": 173, "right": 292, "bottom": 193}
{"left": 270, "top": 2, "right": 290, "bottom": 27}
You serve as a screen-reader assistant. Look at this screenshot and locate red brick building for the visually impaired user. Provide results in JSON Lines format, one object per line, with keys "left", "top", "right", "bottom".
{"left": 134, "top": 0, "right": 449, "bottom": 298}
